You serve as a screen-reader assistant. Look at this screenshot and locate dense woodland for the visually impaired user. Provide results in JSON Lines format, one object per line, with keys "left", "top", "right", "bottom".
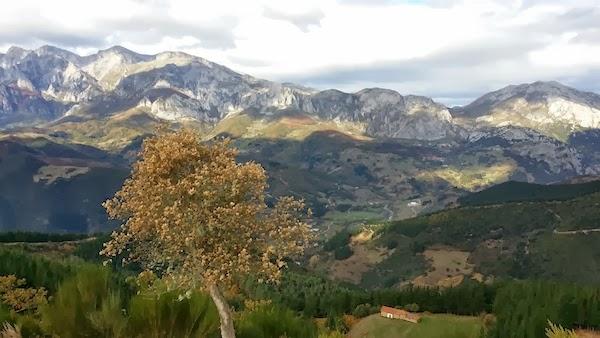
{"left": 1, "top": 133, "right": 599, "bottom": 337}
{"left": 0, "top": 243, "right": 595, "bottom": 337}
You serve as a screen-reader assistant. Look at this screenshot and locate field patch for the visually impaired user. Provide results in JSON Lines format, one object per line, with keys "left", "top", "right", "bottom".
{"left": 348, "top": 313, "right": 483, "bottom": 338}
{"left": 411, "top": 247, "right": 474, "bottom": 287}
{"left": 418, "top": 162, "right": 516, "bottom": 191}
{"left": 33, "top": 165, "right": 90, "bottom": 185}
{"left": 329, "top": 231, "right": 393, "bottom": 284}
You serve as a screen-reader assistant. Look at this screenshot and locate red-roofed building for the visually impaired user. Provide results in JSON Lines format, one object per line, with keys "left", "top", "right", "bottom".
{"left": 380, "top": 306, "right": 421, "bottom": 323}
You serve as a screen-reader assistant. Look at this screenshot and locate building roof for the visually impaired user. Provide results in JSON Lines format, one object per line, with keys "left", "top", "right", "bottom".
{"left": 380, "top": 306, "right": 421, "bottom": 319}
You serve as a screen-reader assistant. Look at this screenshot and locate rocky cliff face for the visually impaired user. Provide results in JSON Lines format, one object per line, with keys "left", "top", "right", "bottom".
{"left": 0, "top": 83, "right": 66, "bottom": 126}
{"left": 0, "top": 45, "right": 456, "bottom": 140}
{"left": 297, "top": 88, "right": 456, "bottom": 140}
{"left": 467, "top": 126, "right": 588, "bottom": 180}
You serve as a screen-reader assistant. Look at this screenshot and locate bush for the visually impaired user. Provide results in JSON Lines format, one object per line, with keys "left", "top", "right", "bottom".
{"left": 334, "top": 245, "right": 353, "bottom": 260}
{"left": 0, "top": 249, "right": 76, "bottom": 292}
{"left": 324, "top": 231, "right": 351, "bottom": 252}
{"left": 410, "top": 241, "right": 426, "bottom": 254}
{"left": 404, "top": 303, "right": 420, "bottom": 312}
{"left": 18, "top": 314, "right": 46, "bottom": 337}
{"left": 73, "top": 234, "right": 111, "bottom": 262}
{"left": 383, "top": 276, "right": 399, "bottom": 288}
{"left": 352, "top": 303, "right": 378, "bottom": 318}
{"left": 325, "top": 312, "right": 348, "bottom": 334}
{"left": 545, "top": 321, "right": 578, "bottom": 338}
{"left": 236, "top": 303, "right": 317, "bottom": 338}
{"left": 386, "top": 239, "right": 398, "bottom": 250}
{"left": 126, "top": 289, "right": 219, "bottom": 338}
{"left": 40, "top": 265, "right": 125, "bottom": 338}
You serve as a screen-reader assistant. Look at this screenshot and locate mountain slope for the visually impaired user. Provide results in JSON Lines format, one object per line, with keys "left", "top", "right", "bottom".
{"left": 454, "top": 81, "right": 600, "bottom": 140}
{"left": 0, "top": 46, "right": 458, "bottom": 141}
{"left": 352, "top": 186, "right": 600, "bottom": 288}
{"left": 3, "top": 46, "right": 600, "bottom": 145}
{"left": 458, "top": 179, "right": 600, "bottom": 206}
{"left": 0, "top": 136, "right": 128, "bottom": 232}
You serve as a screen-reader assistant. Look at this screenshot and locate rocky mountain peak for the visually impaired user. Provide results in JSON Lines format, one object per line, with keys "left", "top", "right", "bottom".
{"left": 5, "top": 46, "right": 29, "bottom": 57}
{"left": 1, "top": 47, "right": 31, "bottom": 66}
{"left": 94, "top": 46, "right": 151, "bottom": 63}
{"left": 2, "top": 45, "right": 600, "bottom": 143}
{"left": 461, "top": 81, "right": 600, "bottom": 117}
{"left": 34, "top": 45, "right": 82, "bottom": 64}
{"left": 455, "top": 81, "right": 600, "bottom": 140}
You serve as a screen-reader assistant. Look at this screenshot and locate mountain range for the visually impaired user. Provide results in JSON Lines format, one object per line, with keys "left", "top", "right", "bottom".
{"left": 1, "top": 45, "right": 600, "bottom": 232}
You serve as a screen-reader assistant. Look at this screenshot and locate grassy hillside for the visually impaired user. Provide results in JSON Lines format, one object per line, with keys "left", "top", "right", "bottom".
{"left": 356, "top": 191, "right": 600, "bottom": 287}
{"left": 459, "top": 180, "right": 600, "bottom": 206}
{"left": 348, "top": 314, "right": 483, "bottom": 338}
{"left": 0, "top": 137, "right": 129, "bottom": 232}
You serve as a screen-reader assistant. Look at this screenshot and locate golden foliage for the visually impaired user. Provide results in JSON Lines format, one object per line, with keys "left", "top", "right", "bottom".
{"left": 0, "top": 275, "right": 47, "bottom": 313}
{"left": 243, "top": 299, "right": 272, "bottom": 312}
{"left": 0, "top": 323, "right": 21, "bottom": 338}
{"left": 102, "top": 129, "right": 313, "bottom": 290}
{"left": 546, "top": 321, "right": 578, "bottom": 338}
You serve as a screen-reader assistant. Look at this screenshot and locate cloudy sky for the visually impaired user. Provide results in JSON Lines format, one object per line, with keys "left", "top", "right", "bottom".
{"left": 1, "top": 0, "right": 600, "bottom": 105}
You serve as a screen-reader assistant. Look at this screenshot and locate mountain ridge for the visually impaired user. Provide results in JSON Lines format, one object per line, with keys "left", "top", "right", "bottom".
{"left": 3, "top": 45, "right": 599, "bottom": 143}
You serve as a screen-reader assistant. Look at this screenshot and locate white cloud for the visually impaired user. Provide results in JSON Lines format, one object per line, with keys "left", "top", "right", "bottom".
{"left": 0, "top": 0, "right": 599, "bottom": 105}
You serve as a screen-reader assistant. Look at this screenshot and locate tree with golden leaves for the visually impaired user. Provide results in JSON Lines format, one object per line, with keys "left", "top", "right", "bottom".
{"left": 0, "top": 275, "right": 47, "bottom": 314}
{"left": 101, "top": 129, "right": 312, "bottom": 338}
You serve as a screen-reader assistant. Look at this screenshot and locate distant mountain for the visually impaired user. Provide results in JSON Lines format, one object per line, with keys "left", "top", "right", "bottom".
{"left": 0, "top": 45, "right": 457, "bottom": 141}
{"left": 1, "top": 45, "right": 600, "bottom": 233}
{"left": 453, "top": 81, "right": 600, "bottom": 140}
{"left": 3, "top": 46, "right": 600, "bottom": 144}
{"left": 298, "top": 88, "right": 457, "bottom": 140}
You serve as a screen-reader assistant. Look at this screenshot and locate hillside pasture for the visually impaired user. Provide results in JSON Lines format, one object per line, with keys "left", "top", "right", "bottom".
{"left": 348, "top": 313, "right": 483, "bottom": 338}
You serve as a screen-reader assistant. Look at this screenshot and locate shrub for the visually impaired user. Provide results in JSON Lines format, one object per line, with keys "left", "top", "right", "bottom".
{"left": 126, "top": 289, "right": 219, "bottom": 338}
{"left": 404, "top": 303, "right": 420, "bottom": 312}
{"left": 386, "top": 239, "right": 398, "bottom": 250}
{"left": 40, "top": 266, "right": 125, "bottom": 338}
{"left": 236, "top": 303, "right": 317, "bottom": 338}
{"left": 325, "top": 312, "right": 348, "bottom": 334}
{"left": 545, "top": 321, "right": 578, "bottom": 338}
{"left": 324, "top": 231, "right": 351, "bottom": 252}
{"left": 352, "top": 303, "right": 378, "bottom": 318}
{"left": 0, "top": 249, "right": 76, "bottom": 292}
{"left": 334, "top": 246, "right": 353, "bottom": 260}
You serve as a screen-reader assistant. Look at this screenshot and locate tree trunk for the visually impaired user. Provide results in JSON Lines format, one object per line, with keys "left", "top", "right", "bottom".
{"left": 209, "top": 284, "right": 236, "bottom": 338}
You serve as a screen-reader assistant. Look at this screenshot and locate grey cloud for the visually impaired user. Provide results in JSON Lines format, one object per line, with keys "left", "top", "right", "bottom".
{"left": 278, "top": 3, "right": 600, "bottom": 104}
{"left": 0, "top": 4, "right": 238, "bottom": 51}
{"left": 100, "top": 15, "right": 238, "bottom": 50}
{"left": 571, "top": 29, "right": 600, "bottom": 44}
{"left": 0, "top": 31, "right": 102, "bottom": 50}
{"left": 278, "top": 35, "right": 558, "bottom": 105}
{"left": 288, "top": 37, "right": 542, "bottom": 85}
{"left": 228, "top": 55, "right": 270, "bottom": 67}
{"left": 263, "top": 7, "right": 324, "bottom": 32}
{"left": 557, "top": 68, "right": 600, "bottom": 95}
{"left": 522, "top": 6, "right": 600, "bottom": 35}
{"left": 0, "top": 20, "right": 104, "bottom": 50}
